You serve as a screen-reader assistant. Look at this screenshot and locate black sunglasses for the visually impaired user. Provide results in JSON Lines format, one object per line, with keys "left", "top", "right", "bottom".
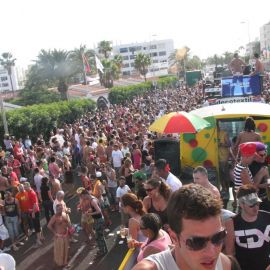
{"left": 181, "top": 229, "right": 227, "bottom": 251}
{"left": 145, "top": 188, "right": 154, "bottom": 192}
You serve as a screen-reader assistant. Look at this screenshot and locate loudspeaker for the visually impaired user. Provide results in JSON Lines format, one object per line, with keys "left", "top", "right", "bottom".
{"left": 154, "top": 139, "right": 180, "bottom": 176}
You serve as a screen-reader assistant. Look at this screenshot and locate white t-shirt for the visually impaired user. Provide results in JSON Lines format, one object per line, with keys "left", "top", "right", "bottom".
{"left": 166, "top": 172, "right": 182, "bottom": 192}
{"left": 34, "top": 173, "right": 43, "bottom": 193}
{"left": 116, "top": 185, "right": 130, "bottom": 208}
{"left": 112, "top": 150, "right": 123, "bottom": 168}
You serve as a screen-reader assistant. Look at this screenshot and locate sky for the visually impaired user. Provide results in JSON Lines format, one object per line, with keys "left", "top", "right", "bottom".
{"left": 1, "top": 0, "right": 270, "bottom": 69}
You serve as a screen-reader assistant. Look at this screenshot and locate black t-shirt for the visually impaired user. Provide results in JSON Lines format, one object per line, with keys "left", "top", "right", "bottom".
{"left": 233, "top": 210, "right": 270, "bottom": 270}
{"left": 40, "top": 184, "right": 51, "bottom": 201}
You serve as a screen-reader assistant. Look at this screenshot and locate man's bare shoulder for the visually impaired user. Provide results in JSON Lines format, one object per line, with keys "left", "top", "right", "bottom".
{"left": 132, "top": 259, "right": 157, "bottom": 270}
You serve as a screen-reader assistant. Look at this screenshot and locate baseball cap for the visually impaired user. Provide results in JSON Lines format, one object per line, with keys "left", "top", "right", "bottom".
{"left": 239, "top": 142, "right": 256, "bottom": 157}
{"left": 96, "top": 171, "right": 102, "bottom": 178}
{"left": 238, "top": 193, "right": 262, "bottom": 206}
{"left": 254, "top": 142, "right": 267, "bottom": 152}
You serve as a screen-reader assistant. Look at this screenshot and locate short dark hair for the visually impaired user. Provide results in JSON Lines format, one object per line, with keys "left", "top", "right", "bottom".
{"left": 193, "top": 166, "right": 208, "bottom": 176}
{"left": 254, "top": 53, "right": 259, "bottom": 58}
{"left": 155, "top": 159, "right": 167, "bottom": 170}
{"left": 141, "top": 213, "right": 162, "bottom": 243}
{"left": 237, "top": 184, "right": 257, "bottom": 199}
{"left": 167, "top": 184, "right": 222, "bottom": 235}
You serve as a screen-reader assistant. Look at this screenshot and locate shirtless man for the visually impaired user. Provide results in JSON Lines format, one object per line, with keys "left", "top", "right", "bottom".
{"left": 250, "top": 53, "right": 264, "bottom": 75}
{"left": 49, "top": 174, "right": 61, "bottom": 200}
{"left": 193, "top": 166, "right": 220, "bottom": 198}
{"left": 48, "top": 203, "right": 71, "bottom": 268}
{"left": 0, "top": 171, "right": 9, "bottom": 199}
{"left": 229, "top": 53, "right": 246, "bottom": 75}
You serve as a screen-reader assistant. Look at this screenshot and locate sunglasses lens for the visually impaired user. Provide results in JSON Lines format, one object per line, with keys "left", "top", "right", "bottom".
{"left": 211, "top": 230, "right": 227, "bottom": 245}
{"left": 186, "top": 237, "right": 207, "bottom": 251}
{"left": 185, "top": 230, "right": 226, "bottom": 251}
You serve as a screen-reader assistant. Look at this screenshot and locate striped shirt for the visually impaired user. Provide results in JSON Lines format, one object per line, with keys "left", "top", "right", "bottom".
{"left": 233, "top": 163, "right": 253, "bottom": 190}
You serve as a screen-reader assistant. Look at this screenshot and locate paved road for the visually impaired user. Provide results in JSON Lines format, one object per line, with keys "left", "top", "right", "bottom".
{"left": 9, "top": 182, "right": 124, "bottom": 270}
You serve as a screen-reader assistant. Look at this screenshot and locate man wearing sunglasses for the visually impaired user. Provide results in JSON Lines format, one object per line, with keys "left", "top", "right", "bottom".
{"left": 133, "top": 184, "right": 232, "bottom": 270}
{"left": 225, "top": 184, "right": 270, "bottom": 270}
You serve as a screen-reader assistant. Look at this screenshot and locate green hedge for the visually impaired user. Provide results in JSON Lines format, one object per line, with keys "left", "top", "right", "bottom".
{"left": 0, "top": 99, "right": 96, "bottom": 140}
{"left": 108, "top": 76, "right": 178, "bottom": 104}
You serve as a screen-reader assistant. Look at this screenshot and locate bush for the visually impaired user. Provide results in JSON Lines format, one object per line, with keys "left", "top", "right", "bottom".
{"left": 0, "top": 99, "right": 96, "bottom": 141}
{"left": 108, "top": 76, "right": 178, "bottom": 104}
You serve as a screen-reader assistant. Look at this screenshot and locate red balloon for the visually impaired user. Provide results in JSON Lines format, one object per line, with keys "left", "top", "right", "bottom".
{"left": 189, "top": 139, "right": 198, "bottom": 148}
{"left": 203, "top": 160, "right": 213, "bottom": 168}
{"left": 258, "top": 123, "right": 268, "bottom": 132}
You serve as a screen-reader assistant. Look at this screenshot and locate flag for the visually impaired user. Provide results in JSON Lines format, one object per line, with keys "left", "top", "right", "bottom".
{"left": 95, "top": 55, "right": 104, "bottom": 74}
{"left": 82, "top": 53, "right": 91, "bottom": 73}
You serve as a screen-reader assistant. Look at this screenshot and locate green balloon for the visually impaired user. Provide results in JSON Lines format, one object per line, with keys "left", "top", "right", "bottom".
{"left": 192, "top": 147, "right": 207, "bottom": 162}
{"left": 183, "top": 133, "right": 196, "bottom": 143}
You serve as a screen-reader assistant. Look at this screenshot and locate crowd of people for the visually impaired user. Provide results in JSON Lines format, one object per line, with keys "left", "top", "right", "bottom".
{"left": 0, "top": 71, "right": 269, "bottom": 269}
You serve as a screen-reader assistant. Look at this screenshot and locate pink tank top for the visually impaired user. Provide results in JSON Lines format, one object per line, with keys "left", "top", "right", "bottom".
{"left": 137, "top": 229, "right": 172, "bottom": 262}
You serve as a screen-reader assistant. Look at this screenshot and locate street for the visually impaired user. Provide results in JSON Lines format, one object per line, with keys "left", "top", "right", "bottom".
{"left": 9, "top": 187, "right": 125, "bottom": 270}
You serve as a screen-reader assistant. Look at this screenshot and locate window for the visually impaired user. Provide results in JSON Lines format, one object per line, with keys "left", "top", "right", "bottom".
{"left": 143, "top": 47, "right": 147, "bottom": 50}
{"left": 129, "top": 47, "right": 136, "bottom": 53}
{"left": 120, "top": 47, "right": 128, "bottom": 53}
{"left": 2, "top": 83, "right": 9, "bottom": 87}
{"left": 130, "top": 62, "right": 134, "bottom": 67}
{"left": 122, "top": 71, "right": 130, "bottom": 76}
{"left": 159, "top": 51, "right": 166, "bottom": 56}
{"left": 150, "top": 52, "right": 158, "bottom": 57}
{"left": 161, "top": 59, "right": 167, "bottom": 63}
{"left": 153, "top": 60, "right": 159, "bottom": 63}
{"left": 123, "top": 55, "right": 129, "bottom": 60}
{"left": 150, "top": 45, "right": 157, "bottom": 50}
{"left": 1, "top": 76, "right": 8, "bottom": 82}
{"left": 157, "top": 43, "right": 166, "bottom": 49}
{"left": 129, "top": 55, "right": 135, "bottom": 60}
{"left": 123, "top": 63, "right": 130, "bottom": 68}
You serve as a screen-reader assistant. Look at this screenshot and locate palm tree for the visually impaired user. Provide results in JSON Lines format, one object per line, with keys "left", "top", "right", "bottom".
{"left": 0, "top": 52, "right": 16, "bottom": 94}
{"left": 70, "top": 45, "right": 95, "bottom": 84}
{"left": 113, "top": 54, "right": 123, "bottom": 70}
{"left": 134, "top": 53, "right": 151, "bottom": 81}
{"left": 100, "top": 59, "right": 120, "bottom": 88}
{"left": 98, "top": 40, "right": 112, "bottom": 59}
{"left": 35, "top": 49, "right": 74, "bottom": 100}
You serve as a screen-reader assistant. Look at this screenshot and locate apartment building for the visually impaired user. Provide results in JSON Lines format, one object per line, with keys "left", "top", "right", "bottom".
{"left": 112, "top": 39, "right": 174, "bottom": 77}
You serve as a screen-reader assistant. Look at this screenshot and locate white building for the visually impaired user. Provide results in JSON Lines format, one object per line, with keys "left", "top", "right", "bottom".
{"left": 112, "top": 39, "right": 174, "bottom": 77}
{"left": 0, "top": 66, "right": 19, "bottom": 92}
{"left": 260, "top": 21, "right": 270, "bottom": 55}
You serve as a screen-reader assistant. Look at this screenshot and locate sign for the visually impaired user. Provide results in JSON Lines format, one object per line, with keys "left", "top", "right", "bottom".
{"left": 221, "top": 75, "right": 262, "bottom": 97}
{"left": 208, "top": 96, "right": 264, "bottom": 105}
{"left": 205, "top": 88, "right": 221, "bottom": 93}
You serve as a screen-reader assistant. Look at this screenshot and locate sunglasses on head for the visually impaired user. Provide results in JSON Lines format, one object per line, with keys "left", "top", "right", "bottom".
{"left": 181, "top": 229, "right": 227, "bottom": 251}
{"left": 247, "top": 202, "right": 260, "bottom": 208}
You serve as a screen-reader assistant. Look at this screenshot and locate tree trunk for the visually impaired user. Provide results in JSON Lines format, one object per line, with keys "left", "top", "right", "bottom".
{"left": 58, "top": 79, "right": 68, "bottom": 100}
{"left": 8, "top": 69, "right": 14, "bottom": 96}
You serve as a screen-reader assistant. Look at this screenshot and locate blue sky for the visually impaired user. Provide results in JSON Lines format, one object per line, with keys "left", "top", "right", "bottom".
{"left": 1, "top": 0, "right": 270, "bottom": 68}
